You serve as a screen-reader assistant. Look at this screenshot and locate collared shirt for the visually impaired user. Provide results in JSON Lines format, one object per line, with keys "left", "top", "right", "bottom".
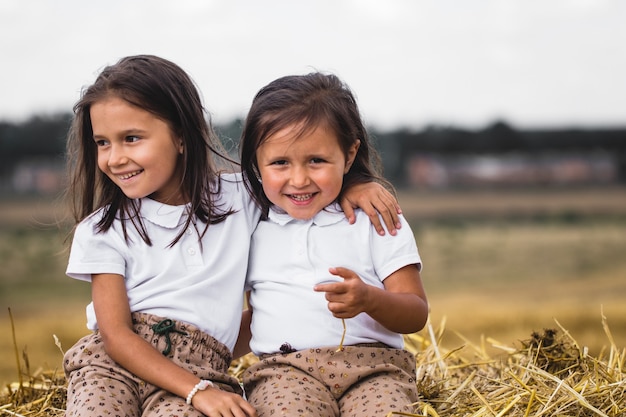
{"left": 67, "top": 173, "right": 260, "bottom": 351}
{"left": 246, "top": 203, "right": 422, "bottom": 355}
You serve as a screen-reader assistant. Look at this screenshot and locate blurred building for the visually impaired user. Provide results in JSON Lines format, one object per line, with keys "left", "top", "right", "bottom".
{"left": 408, "top": 152, "right": 617, "bottom": 189}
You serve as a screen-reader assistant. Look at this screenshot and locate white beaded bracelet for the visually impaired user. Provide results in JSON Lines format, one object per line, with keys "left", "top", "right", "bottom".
{"left": 186, "top": 379, "right": 214, "bottom": 405}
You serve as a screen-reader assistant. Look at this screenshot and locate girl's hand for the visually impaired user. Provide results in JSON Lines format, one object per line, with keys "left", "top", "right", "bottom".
{"left": 192, "top": 387, "right": 257, "bottom": 417}
{"left": 339, "top": 182, "right": 401, "bottom": 236}
{"left": 315, "top": 265, "right": 429, "bottom": 334}
{"left": 314, "top": 267, "right": 370, "bottom": 318}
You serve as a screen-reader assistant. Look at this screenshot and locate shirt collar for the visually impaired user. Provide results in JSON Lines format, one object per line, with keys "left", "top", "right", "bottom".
{"left": 139, "top": 198, "right": 188, "bottom": 229}
{"left": 267, "top": 202, "right": 345, "bottom": 227}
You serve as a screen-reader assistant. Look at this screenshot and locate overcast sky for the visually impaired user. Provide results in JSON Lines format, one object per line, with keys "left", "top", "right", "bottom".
{"left": 1, "top": 0, "right": 625, "bottom": 130}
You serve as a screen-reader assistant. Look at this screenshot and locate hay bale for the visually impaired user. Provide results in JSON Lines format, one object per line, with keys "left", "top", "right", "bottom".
{"left": 404, "top": 315, "right": 625, "bottom": 416}
{"left": 2, "top": 316, "right": 624, "bottom": 416}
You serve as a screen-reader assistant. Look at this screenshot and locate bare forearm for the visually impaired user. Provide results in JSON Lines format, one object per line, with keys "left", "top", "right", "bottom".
{"left": 364, "top": 287, "right": 428, "bottom": 334}
{"left": 102, "top": 328, "right": 199, "bottom": 398}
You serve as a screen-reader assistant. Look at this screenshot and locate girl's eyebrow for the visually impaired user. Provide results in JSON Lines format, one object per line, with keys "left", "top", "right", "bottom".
{"left": 120, "top": 128, "right": 147, "bottom": 135}
{"left": 93, "top": 128, "right": 147, "bottom": 138}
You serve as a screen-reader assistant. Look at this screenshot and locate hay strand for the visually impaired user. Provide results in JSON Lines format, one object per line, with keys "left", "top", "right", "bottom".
{"left": 7, "top": 309, "right": 23, "bottom": 391}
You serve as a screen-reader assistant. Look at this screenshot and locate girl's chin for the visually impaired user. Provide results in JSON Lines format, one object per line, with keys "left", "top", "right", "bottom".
{"left": 284, "top": 207, "right": 317, "bottom": 220}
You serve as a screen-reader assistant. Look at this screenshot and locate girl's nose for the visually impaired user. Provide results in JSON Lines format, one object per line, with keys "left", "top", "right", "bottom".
{"left": 107, "top": 144, "right": 127, "bottom": 167}
{"left": 290, "top": 166, "right": 311, "bottom": 188}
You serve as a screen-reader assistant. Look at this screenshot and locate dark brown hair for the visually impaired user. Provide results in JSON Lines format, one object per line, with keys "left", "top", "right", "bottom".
{"left": 240, "top": 72, "right": 393, "bottom": 218}
{"left": 66, "top": 54, "right": 234, "bottom": 246}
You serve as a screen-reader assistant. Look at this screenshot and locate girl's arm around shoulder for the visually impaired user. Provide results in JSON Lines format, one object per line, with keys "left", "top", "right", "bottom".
{"left": 92, "top": 274, "right": 256, "bottom": 416}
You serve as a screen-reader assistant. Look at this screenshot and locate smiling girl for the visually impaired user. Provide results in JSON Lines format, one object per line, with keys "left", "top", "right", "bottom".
{"left": 238, "top": 72, "right": 429, "bottom": 416}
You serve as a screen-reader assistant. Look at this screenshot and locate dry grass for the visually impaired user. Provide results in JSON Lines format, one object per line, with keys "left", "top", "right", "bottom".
{"left": 1, "top": 309, "right": 67, "bottom": 416}
{"left": 2, "top": 314, "right": 624, "bottom": 416}
{"left": 402, "top": 314, "right": 625, "bottom": 416}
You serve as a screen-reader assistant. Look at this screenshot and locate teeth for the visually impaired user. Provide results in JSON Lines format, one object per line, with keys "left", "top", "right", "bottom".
{"left": 119, "top": 170, "right": 142, "bottom": 180}
{"left": 290, "top": 194, "right": 313, "bottom": 201}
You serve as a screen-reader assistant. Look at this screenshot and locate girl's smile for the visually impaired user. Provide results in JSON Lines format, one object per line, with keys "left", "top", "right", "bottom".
{"left": 289, "top": 193, "right": 316, "bottom": 202}
{"left": 116, "top": 169, "right": 143, "bottom": 180}
{"left": 90, "top": 96, "right": 185, "bottom": 205}
{"left": 256, "top": 123, "right": 359, "bottom": 220}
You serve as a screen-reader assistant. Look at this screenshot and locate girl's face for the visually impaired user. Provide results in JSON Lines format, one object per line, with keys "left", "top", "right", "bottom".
{"left": 256, "top": 123, "right": 359, "bottom": 220}
{"left": 90, "top": 96, "right": 186, "bottom": 205}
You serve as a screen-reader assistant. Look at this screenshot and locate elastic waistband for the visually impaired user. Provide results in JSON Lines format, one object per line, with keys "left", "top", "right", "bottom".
{"left": 131, "top": 312, "right": 232, "bottom": 364}
{"left": 353, "top": 342, "right": 392, "bottom": 348}
{"left": 259, "top": 342, "right": 393, "bottom": 359}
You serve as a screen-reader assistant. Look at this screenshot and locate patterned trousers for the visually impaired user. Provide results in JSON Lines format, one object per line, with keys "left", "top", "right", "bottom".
{"left": 243, "top": 344, "right": 418, "bottom": 417}
{"left": 63, "top": 312, "right": 241, "bottom": 417}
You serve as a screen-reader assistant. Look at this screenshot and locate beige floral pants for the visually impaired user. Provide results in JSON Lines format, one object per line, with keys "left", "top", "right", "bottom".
{"left": 63, "top": 312, "right": 241, "bottom": 417}
{"left": 243, "top": 344, "right": 418, "bottom": 417}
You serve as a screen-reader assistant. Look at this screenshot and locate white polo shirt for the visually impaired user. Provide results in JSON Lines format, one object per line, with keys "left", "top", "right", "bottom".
{"left": 246, "top": 203, "right": 422, "bottom": 355}
{"left": 66, "top": 173, "right": 260, "bottom": 352}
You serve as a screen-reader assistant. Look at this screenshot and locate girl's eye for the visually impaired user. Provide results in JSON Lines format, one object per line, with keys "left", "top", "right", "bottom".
{"left": 311, "top": 158, "right": 326, "bottom": 164}
{"left": 271, "top": 160, "right": 288, "bottom": 166}
{"left": 125, "top": 135, "right": 140, "bottom": 143}
{"left": 94, "top": 139, "right": 108, "bottom": 147}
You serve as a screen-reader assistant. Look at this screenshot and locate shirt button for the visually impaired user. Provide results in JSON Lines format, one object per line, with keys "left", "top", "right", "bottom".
{"left": 187, "top": 248, "right": 196, "bottom": 255}
{"left": 186, "top": 229, "right": 193, "bottom": 235}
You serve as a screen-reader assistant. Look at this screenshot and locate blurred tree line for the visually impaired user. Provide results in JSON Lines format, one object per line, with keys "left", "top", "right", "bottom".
{"left": 1, "top": 113, "right": 625, "bottom": 193}
{"left": 0, "top": 114, "right": 71, "bottom": 178}
{"left": 375, "top": 120, "right": 626, "bottom": 187}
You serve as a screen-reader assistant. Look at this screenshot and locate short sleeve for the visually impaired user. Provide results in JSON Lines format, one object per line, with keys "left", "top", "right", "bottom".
{"left": 370, "top": 214, "right": 422, "bottom": 281}
{"left": 218, "top": 172, "right": 261, "bottom": 233}
{"left": 66, "top": 213, "right": 127, "bottom": 282}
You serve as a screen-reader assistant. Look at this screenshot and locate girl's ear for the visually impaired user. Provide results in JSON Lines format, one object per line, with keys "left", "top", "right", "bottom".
{"left": 177, "top": 137, "right": 184, "bottom": 154}
{"left": 344, "top": 139, "right": 361, "bottom": 174}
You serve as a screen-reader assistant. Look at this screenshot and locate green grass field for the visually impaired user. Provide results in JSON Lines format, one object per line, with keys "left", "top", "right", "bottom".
{"left": 1, "top": 187, "right": 626, "bottom": 386}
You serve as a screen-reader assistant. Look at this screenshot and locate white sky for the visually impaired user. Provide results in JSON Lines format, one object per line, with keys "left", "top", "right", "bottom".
{"left": 1, "top": 0, "right": 625, "bottom": 130}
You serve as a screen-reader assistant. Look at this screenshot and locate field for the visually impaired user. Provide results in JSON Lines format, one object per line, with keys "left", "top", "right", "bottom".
{"left": 1, "top": 186, "right": 626, "bottom": 396}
